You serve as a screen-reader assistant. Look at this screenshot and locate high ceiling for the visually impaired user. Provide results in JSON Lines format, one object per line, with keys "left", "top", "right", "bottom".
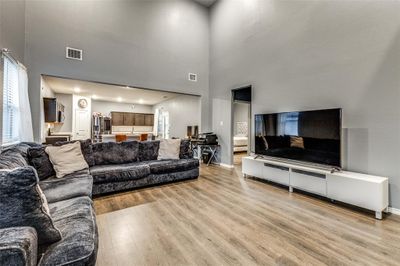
{"left": 43, "top": 76, "right": 182, "bottom": 106}
{"left": 193, "top": 0, "right": 217, "bottom": 7}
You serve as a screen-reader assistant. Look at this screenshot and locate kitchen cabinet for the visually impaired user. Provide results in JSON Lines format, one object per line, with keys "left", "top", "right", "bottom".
{"left": 111, "top": 112, "right": 124, "bottom": 126}
{"left": 111, "top": 112, "right": 154, "bottom": 126}
{"left": 134, "top": 114, "right": 145, "bottom": 126}
{"left": 144, "top": 114, "right": 154, "bottom": 126}
{"left": 124, "top": 113, "right": 135, "bottom": 125}
{"left": 44, "top": 97, "right": 65, "bottom": 123}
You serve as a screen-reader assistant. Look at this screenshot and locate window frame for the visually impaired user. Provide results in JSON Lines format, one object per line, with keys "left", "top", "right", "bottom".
{"left": 1, "top": 55, "right": 21, "bottom": 146}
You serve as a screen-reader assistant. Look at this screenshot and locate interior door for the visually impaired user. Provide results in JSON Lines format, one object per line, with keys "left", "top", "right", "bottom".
{"left": 75, "top": 110, "right": 91, "bottom": 140}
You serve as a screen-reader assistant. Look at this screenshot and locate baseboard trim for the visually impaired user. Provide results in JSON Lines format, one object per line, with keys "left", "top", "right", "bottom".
{"left": 388, "top": 207, "right": 400, "bottom": 216}
{"left": 220, "top": 163, "right": 234, "bottom": 169}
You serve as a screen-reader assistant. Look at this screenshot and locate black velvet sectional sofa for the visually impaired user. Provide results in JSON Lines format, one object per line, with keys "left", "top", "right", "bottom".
{"left": 0, "top": 140, "right": 199, "bottom": 266}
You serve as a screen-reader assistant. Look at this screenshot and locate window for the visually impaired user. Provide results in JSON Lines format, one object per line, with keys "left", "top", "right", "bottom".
{"left": 277, "top": 112, "right": 299, "bottom": 136}
{"left": 2, "top": 57, "right": 20, "bottom": 145}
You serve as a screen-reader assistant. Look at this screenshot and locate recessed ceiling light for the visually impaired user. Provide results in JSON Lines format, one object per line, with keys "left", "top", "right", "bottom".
{"left": 92, "top": 94, "right": 97, "bottom": 99}
{"left": 138, "top": 99, "right": 144, "bottom": 104}
{"left": 74, "top": 87, "right": 81, "bottom": 93}
{"left": 117, "top": 97, "right": 122, "bottom": 102}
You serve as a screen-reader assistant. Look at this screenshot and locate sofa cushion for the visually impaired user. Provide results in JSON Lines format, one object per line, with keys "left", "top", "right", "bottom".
{"left": 0, "top": 167, "right": 62, "bottom": 245}
{"left": 0, "top": 150, "right": 29, "bottom": 170}
{"left": 92, "top": 167, "right": 199, "bottom": 195}
{"left": 138, "top": 140, "right": 160, "bottom": 161}
{"left": 54, "top": 139, "right": 95, "bottom": 167}
{"left": 148, "top": 158, "right": 199, "bottom": 174}
{"left": 92, "top": 141, "right": 139, "bottom": 165}
{"left": 27, "top": 146, "right": 55, "bottom": 180}
{"left": 39, "top": 197, "right": 97, "bottom": 266}
{"left": 89, "top": 163, "right": 150, "bottom": 184}
{"left": 39, "top": 174, "right": 93, "bottom": 204}
{"left": 2, "top": 142, "right": 41, "bottom": 158}
{"left": 0, "top": 227, "right": 38, "bottom": 266}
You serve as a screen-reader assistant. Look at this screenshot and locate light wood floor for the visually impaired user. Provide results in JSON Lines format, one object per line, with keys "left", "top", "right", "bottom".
{"left": 94, "top": 164, "right": 400, "bottom": 266}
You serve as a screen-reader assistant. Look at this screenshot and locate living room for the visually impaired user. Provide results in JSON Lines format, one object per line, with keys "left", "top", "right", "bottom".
{"left": 1, "top": 0, "right": 400, "bottom": 265}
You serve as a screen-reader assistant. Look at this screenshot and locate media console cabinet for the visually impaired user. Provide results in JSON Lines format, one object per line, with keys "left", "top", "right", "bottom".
{"left": 242, "top": 156, "right": 389, "bottom": 219}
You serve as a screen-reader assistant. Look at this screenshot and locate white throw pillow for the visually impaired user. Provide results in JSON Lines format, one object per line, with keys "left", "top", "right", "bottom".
{"left": 45, "top": 141, "right": 89, "bottom": 178}
{"left": 158, "top": 139, "right": 181, "bottom": 160}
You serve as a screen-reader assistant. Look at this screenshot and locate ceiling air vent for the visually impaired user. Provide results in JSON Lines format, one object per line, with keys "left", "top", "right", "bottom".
{"left": 188, "top": 73, "right": 197, "bottom": 82}
{"left": 66, "top": 47, "right": 83, "bottom": 61}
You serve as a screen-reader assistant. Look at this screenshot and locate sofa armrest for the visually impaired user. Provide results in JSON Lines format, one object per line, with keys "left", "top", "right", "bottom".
{"left": 0, "top": 227, "right": 38, "bottom": 266}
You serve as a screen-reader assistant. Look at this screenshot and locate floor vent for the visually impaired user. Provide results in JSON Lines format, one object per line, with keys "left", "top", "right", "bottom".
{"left": 188, "top": 73, "right": 197, "bottom": 82}
{"left": 66, "top": 47, "right": 83, "bottom": 61}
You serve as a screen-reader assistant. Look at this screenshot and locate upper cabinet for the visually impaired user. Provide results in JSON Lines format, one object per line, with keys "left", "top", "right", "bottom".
{"left": 111, "top": 112, "right": 154, "bottom": 126}
{"left": 44, "top": 97, "right": 65, "bottom": 123}
{"left": 134, "top": 114, "right": 145, "bottom": 126}
{"left": 124, "top": 113, "right": 135, "bottom": 125}
{"left": 111, "top": 112, "right": 125, "bottom": 126}
{"left": 144, "top": 114, "right": 154, "bottom": 126}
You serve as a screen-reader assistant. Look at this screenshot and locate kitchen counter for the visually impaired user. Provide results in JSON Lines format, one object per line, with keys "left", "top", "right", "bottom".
{"left": 101, "top": 132, "right": 153, "bottom": 137}
{"left": 50, "top": 132, "right": 73, "bottom": 137}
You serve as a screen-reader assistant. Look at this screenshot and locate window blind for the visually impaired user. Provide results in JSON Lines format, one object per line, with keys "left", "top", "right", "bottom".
{"left": 2, "top": 56, "right": 20, "bottom": 144}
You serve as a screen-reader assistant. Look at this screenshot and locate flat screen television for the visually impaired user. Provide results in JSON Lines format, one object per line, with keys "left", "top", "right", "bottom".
{"left": 255, "top": 108, "right": 341, "bottom": 167}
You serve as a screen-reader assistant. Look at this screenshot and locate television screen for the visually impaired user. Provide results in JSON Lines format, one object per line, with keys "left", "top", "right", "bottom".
{"left": 255, "top": 108, "right": 341, "bottom": 167}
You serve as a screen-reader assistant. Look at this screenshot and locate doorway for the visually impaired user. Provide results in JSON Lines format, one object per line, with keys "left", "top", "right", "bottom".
{"left": 231, "top": 86, "right": 252, "bottom": 166}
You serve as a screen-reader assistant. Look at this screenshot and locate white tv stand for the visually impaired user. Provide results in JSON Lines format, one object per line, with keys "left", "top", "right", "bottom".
{"left": 242, "top": 156, "right": 389, "bottom": 219}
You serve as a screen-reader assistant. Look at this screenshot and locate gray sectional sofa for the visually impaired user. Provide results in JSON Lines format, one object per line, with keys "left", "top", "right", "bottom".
{"left": 0, "top": 140, "right": 199, "bottom": 265}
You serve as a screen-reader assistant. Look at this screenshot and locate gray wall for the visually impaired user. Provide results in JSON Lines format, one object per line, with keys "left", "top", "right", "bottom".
{"left": 210, "top": 0, "right": 400, "bottom": 208}
{"left": 24, "top": 0, "right": 210, "bottom": 142}
{"left": 0, "top": 0, "right": 26, "bottom": 145}
{"left": 92, "top": 100, "right": 153, "bottom": 116}
{"left": 153, "top": 94, "right": 201, "bottom": 139}
{"left": 0, "top": 0, "right": 26, "bottom": 62}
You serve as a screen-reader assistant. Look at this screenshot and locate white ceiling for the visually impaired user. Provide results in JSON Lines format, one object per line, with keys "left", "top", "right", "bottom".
{"left": 193, "top": 0, "right": 217, "bottom": 7}
{"left": 43, "top": 76, "right": 181, "bottom": 106}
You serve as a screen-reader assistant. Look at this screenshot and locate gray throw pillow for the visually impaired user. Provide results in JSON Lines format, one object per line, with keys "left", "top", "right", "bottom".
{"left": 27, "top": 146, "right": 55, "bottom": 180}
{"left": 138, "top": 140, "right": 160, "bottom": 161}
{"left": 179, "top": 139, "right": 193, "bottom": 159}
{"left": 0, "top": 167, "right": 62, "bottom": 245}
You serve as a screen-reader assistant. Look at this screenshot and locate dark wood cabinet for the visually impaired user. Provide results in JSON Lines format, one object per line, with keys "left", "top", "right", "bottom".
{"left": 111, "top": 112, "right": 124, "bottom": 126}
{"left": 111, "top": 112, "right": 154, "bottom": 126}
{"left": 144, "top": 114, "right": 154, "bottom": 126}
{"left": 44, "top": 97, "right": 65, "bottom": 123}
{"left": 124, "top": 113, "right": 135, "bottom": 125}
{"left": 134, "top": 114, "right": 145, "bottom": 126}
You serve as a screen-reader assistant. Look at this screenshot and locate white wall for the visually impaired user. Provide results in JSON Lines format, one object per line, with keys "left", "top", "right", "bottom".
{"left": 153, "top": 95, "right": 201, "bottom": 139}
{"left": 92, "top": 100, "right": 153, "bottom": 116}
{"left": 210, "top": 0, "right": 400, "bottom": 208}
